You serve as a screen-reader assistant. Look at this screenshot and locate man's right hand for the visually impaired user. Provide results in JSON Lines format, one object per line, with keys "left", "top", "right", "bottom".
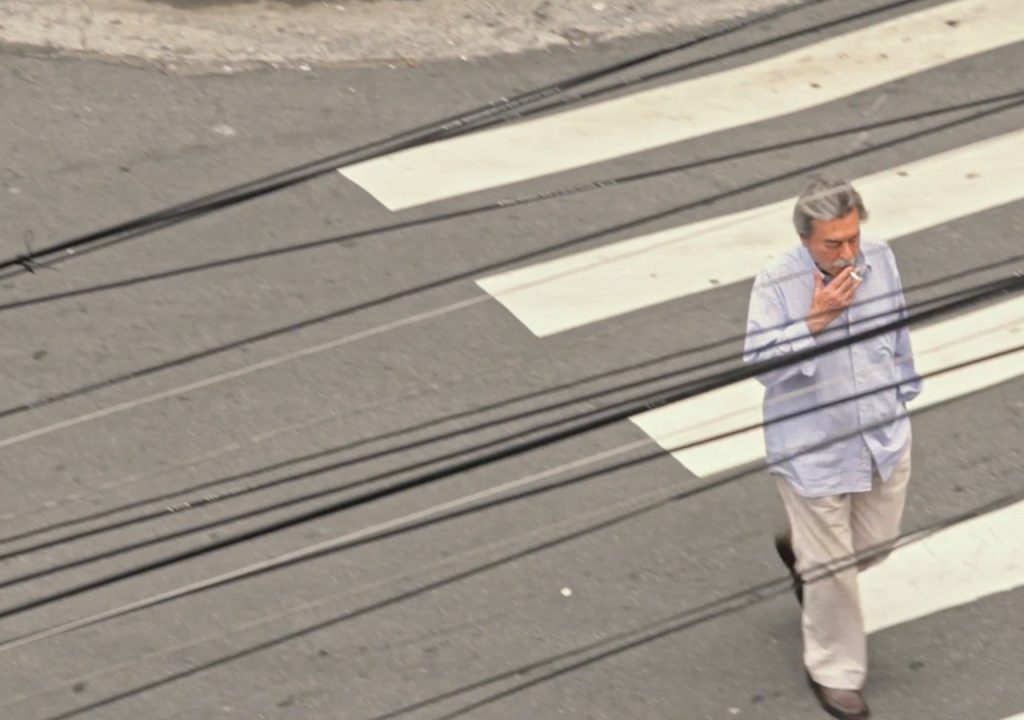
{"left": 806, "top": 266, "right": 861, "bottom": 335}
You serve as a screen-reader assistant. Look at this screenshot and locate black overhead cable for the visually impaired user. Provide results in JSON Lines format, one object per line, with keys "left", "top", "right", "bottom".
{"left": 0, "top": 270, "right": 1018, "bottom": 623}
{"left": 3, "top": 89, "right": 1020, "bottom": 426}
{"left": 0, "top": 262, "right": 1008, "bottom": 565}
{"left": 4, "top": 245, "right": 1019, "bottom": 549}
{"left": 6, "top": 341, "right": 1023, "bottom": 720}
{"left": 0, "top": 0, "right": 923, "bottom": 279}
{"left": 3, "top": 88, "right": 1020, "bottom": 314}
{"left": 415, "top": 473, "right": 1024, "bottom": 720}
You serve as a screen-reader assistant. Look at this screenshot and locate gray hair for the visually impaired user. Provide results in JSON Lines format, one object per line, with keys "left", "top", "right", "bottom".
{"left": 792, "top": 176, "right": 868, "bottom": 237}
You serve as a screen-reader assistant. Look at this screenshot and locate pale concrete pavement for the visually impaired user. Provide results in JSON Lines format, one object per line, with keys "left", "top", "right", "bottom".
{"left": 1, "top": 0, "right": 798, "bottom": 73}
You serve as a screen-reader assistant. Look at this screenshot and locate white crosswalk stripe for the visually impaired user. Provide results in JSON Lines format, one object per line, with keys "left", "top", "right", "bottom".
{"left": 340, "top": 0, "right": 1024, "bottom": 210}
{"left": 863, "top": 497, "right": 1024, "bottom": 634}
{"left": 629, "top": 295, "right": 1024, "bottom": 477}
{"left": 475, "top": 128, "right": 1024, "bottom": 336}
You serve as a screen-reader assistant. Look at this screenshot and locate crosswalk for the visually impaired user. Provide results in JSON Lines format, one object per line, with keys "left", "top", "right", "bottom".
{"left": 331, "top": 0, "right": 1024, "bottom": 712}
{"left": 475, "top": 129, "right": 1024, "bottom": 336}
{"left": 340, "top": 0, "right": 1024, "bottom": 210}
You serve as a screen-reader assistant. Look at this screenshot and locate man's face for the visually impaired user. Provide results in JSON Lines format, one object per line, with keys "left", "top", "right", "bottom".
{"left": 801, "top": 209, "right": 861, "bottom": 274}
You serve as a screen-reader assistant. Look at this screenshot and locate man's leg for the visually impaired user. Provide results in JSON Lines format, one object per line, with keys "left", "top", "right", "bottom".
{"left": 775, "top": 477, "right": 868, "bottom": 690}
{"left": 852, "top": 445, "right": 912, "bottom": 573}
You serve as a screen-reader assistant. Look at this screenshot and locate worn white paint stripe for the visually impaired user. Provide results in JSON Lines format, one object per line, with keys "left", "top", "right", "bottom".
{"left": 340, "top": 0, "right": 1024, "bottom": 210}
{"left": 630, "top": 295, "right": 1024, "bottom": 478}
{"left": 0, "top": 296, "right": 489, "bottom": 450}
{"left": 863, "top": 498, "right": 1024, "bottom": 633}
{"left": 476, "top": 129, "right": 1024, "bottom": 336}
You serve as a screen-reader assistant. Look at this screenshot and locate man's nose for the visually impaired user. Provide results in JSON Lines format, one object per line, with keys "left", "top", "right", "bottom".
{"left": 839, "top": 245, "right": 855, "bottom": 260}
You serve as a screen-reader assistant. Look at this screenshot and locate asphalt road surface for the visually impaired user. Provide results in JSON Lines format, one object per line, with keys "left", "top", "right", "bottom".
{"left": 0, "top": 1, "right": 1022, "bottom": 719}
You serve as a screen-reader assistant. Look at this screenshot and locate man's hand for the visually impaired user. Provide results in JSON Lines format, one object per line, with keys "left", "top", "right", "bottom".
{"left": 806, "top": 266, "right": 861, "bottom": 335}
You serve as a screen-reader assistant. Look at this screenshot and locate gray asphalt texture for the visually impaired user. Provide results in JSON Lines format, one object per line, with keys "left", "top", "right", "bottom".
{"left": 1, "top": 1, "right": 1023, "bottom": 719}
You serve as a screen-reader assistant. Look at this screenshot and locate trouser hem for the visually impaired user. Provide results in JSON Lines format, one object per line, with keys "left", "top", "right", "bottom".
{"left": 806, "top": 667, "right": 866, "bottom": 691}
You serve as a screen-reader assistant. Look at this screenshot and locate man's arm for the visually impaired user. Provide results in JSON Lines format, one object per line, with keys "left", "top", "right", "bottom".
{"left": 743, "top": 269, "right": 819, "bottom": 387}
{"left": 886, "top": 247, "right": 923, "bottom": 403}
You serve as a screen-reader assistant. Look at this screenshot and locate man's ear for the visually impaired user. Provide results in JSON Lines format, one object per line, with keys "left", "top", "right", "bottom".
{"left": 799, "top": 234, "right": 811, "bottom": 247}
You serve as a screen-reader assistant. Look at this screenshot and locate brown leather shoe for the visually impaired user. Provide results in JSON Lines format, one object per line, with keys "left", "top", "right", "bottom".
{"left": 774, "top": 534, "right": 803, "bottom": 606}
{"left": 806, "top": 672, "right": 871, "bottom": 719}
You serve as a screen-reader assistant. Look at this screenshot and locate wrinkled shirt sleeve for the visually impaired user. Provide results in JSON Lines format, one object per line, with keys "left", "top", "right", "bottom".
{"left": 743, "top": 269, "right": 818, "bottom": 387}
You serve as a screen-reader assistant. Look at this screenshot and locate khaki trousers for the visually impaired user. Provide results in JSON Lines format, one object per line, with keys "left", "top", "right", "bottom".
{"left": 775, "top": 446, "right": 912, "bottom": 690}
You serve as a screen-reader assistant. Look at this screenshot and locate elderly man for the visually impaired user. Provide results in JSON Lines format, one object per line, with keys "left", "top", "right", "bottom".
{"left": 743, "top": 177, "right": 922, "bottom": 719}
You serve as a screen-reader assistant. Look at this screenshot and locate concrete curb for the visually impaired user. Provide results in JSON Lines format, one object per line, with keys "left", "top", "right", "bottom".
{"left": 0, "top": 0, "right": 799, "bottom": 74}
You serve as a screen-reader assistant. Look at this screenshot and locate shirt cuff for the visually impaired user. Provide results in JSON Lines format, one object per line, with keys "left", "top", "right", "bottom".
{"left": 897, "top": 379, "right": 923, "bottom": 404}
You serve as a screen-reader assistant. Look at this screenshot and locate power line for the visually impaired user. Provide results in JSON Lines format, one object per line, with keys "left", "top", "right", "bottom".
{"left": 0, "top": 479, "right": 689, "bottom": 712}
{"left": 0, "top": 1, "right": 1007, "bottom": 716}
{"left": 3, "top": 245, "right": 1018, "bottom": 541}
{"left": 3, "top": 91, "right": 1019, "bottom": 432}
{"left": 0, "top": 264, "right": 999, "bottom": 569}
{"left": 10, "top": 356, "right": 1024, "bottom": 720}
{"left": 417, "top": 480, "right": 1024, "bottom": 720}
{"left": 0, "top": 0, "right": 919, "bottom": 279}
{"left": 0, "top": 263, "right": 1006, "bottom": 564}
{"left": 0, "top": 272, "right": 1018, "bottom": 623}
{"left": 8, "top": 340, "right": 1022, "bottom": 656}
{"left": 3, "top": 88, "right": 1019, "bottom": 314}
{"left": 0, "top": 0, "right": 855, "bottom": 278}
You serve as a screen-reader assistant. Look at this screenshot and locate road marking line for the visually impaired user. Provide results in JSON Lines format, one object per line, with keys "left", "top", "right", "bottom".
{"left": 629, "top": 296, "right": 1024, "bottom": 478}
{"left": 864, "top": 498, "right": 1024, "bottom": 633}
{"left": 340, "top": 0, "right": 1024, "bottom": 210}
{"left": 0, "top": 296, "right": 488, "bottom": 450}
{"left": 475, "top": 128, "right": 1024, "bottom": 336}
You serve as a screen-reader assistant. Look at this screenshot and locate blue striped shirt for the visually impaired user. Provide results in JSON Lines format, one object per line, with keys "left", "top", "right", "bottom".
{"left": 743, "top": 240, "right": 922, "bottom": 497}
